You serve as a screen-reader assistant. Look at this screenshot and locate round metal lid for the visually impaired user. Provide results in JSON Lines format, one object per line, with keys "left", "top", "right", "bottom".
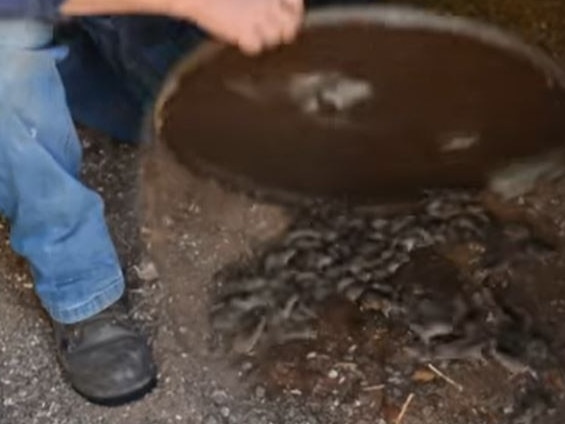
{"left": 154, "top": 5, "right": 565, "bottom": 204}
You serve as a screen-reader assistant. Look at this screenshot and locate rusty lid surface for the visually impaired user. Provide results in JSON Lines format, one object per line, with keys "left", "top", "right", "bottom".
{"left": 155, "top": 5, "right": 565, "bottom": 204}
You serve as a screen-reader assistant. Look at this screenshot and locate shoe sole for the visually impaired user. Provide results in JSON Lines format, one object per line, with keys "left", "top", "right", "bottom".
{"left": 72, "top": 375, "right": 158, "bottom": 407}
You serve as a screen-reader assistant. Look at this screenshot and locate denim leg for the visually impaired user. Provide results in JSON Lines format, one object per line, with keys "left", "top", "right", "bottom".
{"left": 0, "top": 20, "right": 124, "bottom": 324}
{"left": 77, "top": 16, "right": 206, "bottom": 104}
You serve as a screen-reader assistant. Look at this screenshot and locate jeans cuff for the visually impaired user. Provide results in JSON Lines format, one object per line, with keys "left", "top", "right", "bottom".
{"left": 44, "top": 276, "right": 125, "bottom": 324}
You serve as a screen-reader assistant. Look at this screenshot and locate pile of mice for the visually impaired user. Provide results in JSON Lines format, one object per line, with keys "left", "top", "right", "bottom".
{"left": 209, "top": 190, "right": 555, "bottom": 376}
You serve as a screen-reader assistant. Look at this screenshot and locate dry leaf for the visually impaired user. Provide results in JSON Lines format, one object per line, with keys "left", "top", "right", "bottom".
{"left": 412, "top": 369, "right": 437, "bottom": 383}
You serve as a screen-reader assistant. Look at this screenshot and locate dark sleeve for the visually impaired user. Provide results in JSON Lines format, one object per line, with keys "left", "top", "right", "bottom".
{"left": 0, "top": 0, "right": 65, "bottom": 20}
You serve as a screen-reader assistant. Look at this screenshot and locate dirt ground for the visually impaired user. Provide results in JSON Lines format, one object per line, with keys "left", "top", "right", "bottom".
{"left": 139, "top": 133, "right": 565, "bottom": 424}
{"left": 2, "top": 130, "right": 565, "bottom": 424}
{"left": 2, "top": 1, "right": 565, "bottom": 424}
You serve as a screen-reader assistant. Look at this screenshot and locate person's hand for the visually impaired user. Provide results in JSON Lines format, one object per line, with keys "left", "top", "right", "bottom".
{"left": 176, "top": 0, "right": 304, "bottom": 55}
{"left": 62, "top": 0, "right": 303, "bottom": 55}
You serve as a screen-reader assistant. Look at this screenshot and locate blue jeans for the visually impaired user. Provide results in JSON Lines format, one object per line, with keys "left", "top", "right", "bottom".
{"left": 0, "top": 14, "right": 204, "bottom": 325}
{"left": 0, "top": 20, "right": 125, "bottom": 323}
{"left": 0, "top": 17, "right": 201, "bottom": 324}
{"left": 57, "top": 16, "right": 204, "bottom": 141}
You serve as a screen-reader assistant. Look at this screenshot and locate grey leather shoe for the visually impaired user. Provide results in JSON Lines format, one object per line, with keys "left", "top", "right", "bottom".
{"left": 52, "top": 301, "right": 157, "bottom": 406}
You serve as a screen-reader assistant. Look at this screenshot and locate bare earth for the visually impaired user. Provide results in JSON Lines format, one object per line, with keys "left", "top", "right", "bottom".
{"left": 2, "top": 125, "right": 565, "bottom": 424}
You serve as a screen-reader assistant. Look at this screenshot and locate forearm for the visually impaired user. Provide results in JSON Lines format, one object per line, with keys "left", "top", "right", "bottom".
{"left": 0, "top": 0, "right": 201, "bottom": 21}
{"left": 61, "top": 0, "right": 304, "bottom": 56}
{"left": 0, "top": 0, "right": 302, "bottom": 56}
{"left": 60, "top": 0, "right": 177, "bottom": 17}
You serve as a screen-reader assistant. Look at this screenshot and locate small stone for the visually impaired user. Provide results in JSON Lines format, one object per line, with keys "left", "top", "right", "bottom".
{"left": 203, "top": 415, "right": 220, "bottom": 424}
{"left": 134, "top": 260, "right": 159, "bottom": 281}
{"left": 246, "top": 416, "right": 266, "bottom": 424}
{"left": 241, "top": 361, "right": 254, "bottom": 372}
{"left": 328, "top": 369, "right": 339, "bottom": 379}
{"left": 387, "top": 374, "right": 404, "bottom": 386}
{"left": 391, "top": 387, "right": 403, "bottom": 399}
{"left": 422, "top": 406, "right": 434, "bottom": 418}
{"left": 285, "top": 406, "right": 297, "bottom": 419}
{"left": 211, "top": 390, "right": 229, "bottom": 405}
{"left": 255, "top": 386, "right": 266, "bottom": 399}
{"left": 220, "top": 407, "right": 230, "bottom": 418}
